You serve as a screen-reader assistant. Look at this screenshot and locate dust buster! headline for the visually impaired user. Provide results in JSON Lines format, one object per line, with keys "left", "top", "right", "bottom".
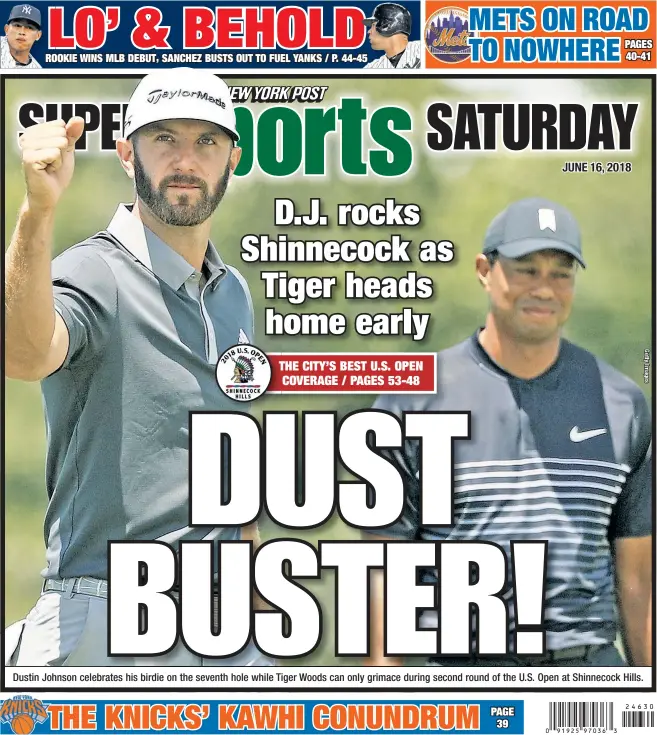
{"left": 108, "top": 411, "right": 549, "bottom": 661}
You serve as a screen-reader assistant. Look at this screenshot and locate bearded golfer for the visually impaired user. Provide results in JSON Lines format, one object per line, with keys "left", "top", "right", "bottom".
{"left": 5, "top": 69, "right": 270, "bottom": 666}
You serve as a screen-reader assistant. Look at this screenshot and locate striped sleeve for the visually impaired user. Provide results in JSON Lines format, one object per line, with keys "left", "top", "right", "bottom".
{"left": 364, "top": 54, "right": 392, "bottom": 69}
{"left": 399, "top": 40, "right": 423, "bottom": 68}
{"left": 1, "top": 36, "right": 42, "bottom": 68}
{"left": 367, "top": 394, "right": 422, "bottom": 539}
{"left": 1, "top": 37, "right": 14, "bottom": 68}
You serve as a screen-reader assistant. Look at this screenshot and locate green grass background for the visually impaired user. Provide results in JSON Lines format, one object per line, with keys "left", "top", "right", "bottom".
{"left": 4, "top": 76, "right": 652, "bottom": 664}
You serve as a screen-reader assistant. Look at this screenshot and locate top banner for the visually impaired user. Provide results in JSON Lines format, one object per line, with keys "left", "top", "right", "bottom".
{"left": 2, "top": 0, "right": 423, "bottom": 68}
{"left": 1, "top": 0, "right": 655, "bottom": 70}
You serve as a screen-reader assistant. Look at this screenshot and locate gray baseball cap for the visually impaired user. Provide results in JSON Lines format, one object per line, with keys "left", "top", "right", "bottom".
{"left": 483, "top": 197, "right": 586, "bottom": 268}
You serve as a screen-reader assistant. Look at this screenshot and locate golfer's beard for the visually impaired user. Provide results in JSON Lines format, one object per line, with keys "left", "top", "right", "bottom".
{"left": 133, "top": 152, "right": 230, "bottom": 227}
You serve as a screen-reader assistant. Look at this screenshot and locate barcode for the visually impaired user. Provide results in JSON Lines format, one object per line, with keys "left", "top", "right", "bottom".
{"left": 622, "top": 711, "right": 655, "bottom": 728}
{"left": 548, "top": 702, "right": 614, "bottom": 731}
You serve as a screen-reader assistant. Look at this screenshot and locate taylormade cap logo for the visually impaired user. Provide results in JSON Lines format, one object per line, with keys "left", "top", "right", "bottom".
{"left": 146, "top": 88, "right": 226, "bottom": 108}
{"left": 124, "top": 69, "right": 238, "bottom": 141}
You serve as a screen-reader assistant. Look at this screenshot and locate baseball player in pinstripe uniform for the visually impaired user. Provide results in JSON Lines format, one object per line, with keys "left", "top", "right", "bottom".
{"left": 5, "top": 69, "right": 273, "bottom": 666}
{"left": 367, "top": 198, "right": 652, "bottom": 667}
{"left": 363, "top": 3, "right": 422, "bottom": 69}
{"left": 1, "top": 5, "right": 42, "bottom": 69}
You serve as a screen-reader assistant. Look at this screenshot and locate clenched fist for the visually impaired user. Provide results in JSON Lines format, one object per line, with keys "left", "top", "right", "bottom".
{"left": 20, "top": 117, "right": 85, "bottom": 210}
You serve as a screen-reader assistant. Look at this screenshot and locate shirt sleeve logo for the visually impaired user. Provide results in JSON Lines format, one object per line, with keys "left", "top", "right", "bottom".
{"left": 216, "top": 345, "right": 271, "bottom": 402}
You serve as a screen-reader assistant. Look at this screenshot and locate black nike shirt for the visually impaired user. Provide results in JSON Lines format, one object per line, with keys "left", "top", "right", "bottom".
{"left": 373, "top": 332, "right": 652, "bottom": 650}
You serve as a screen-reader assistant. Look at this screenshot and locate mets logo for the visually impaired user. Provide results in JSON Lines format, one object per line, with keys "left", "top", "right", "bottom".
{"left": 0, "top": 696, "right": 49, "bottom": 734}
{"left": 216, "top": 345, "right": 271, "bottom": 402}
{"left": 424, "top": 7, "right": 474, "bottom": 63}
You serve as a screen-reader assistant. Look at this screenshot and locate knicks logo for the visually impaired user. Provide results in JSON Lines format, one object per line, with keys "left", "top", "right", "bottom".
{"left": 0, "top": 696, "right": 49, "bottom": 734}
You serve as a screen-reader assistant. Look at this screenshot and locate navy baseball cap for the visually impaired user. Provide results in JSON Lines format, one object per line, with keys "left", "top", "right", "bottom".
{"left": 483, "top": 197, "right": 586, "bottom": 268}
{"left": 7, "top": 4, "right": 41, "bottom": 29}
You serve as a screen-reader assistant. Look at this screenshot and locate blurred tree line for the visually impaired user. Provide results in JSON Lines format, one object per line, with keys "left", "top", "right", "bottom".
{"left": 3, "top": 76, "right": 652, "bottom": 664}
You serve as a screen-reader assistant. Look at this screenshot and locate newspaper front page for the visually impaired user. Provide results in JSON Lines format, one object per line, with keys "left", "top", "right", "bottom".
{"left": 2, "top": 1, "right": 655, "bottom": 733}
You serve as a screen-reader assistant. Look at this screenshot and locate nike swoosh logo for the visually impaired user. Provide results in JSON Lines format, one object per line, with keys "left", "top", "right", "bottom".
{"left": 570, "top": 426, "right": 608, "bottom": 443}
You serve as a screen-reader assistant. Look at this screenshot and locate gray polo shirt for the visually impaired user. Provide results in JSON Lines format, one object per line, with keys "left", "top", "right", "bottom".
{"left": 42, "top": 204, "right": 254, "bottom": 580}
{"left": 374, "top": 332, "right": 652, "bottom": 652}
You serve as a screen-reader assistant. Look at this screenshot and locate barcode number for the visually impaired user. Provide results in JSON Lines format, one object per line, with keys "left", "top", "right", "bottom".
{"left": 548, "top": 702, "right": 614, "bottom": 731}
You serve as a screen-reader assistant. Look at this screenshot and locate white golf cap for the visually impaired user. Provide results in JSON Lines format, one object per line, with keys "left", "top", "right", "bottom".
{"left": 123, "top": 68, "right": 238, "bottom": 141}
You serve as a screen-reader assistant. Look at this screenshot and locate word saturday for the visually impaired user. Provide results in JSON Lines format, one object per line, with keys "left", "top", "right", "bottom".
{"left": 426, "top": 103, "right": 638, "bottom": 151}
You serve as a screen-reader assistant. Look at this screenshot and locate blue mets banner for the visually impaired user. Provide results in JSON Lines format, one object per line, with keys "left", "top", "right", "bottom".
{"left": 1, "top": 0, "right": 422, "bottom": 68}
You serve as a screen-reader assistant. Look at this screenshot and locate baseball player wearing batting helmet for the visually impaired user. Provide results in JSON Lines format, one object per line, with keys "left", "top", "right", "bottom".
{"left": 363, "top": 3, "right": 422, "bottom": 69}
{"left": 4, "top": 68, "right": 273, "bottom": 666}
{"left": 366, "top": 198, "right": 652, "bottom": 667}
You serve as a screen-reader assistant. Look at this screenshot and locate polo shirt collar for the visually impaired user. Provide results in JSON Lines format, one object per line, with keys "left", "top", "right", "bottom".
{"left": 469, "top": 329, "right": 564, "bottom": 388}
{"left": 107, "top": 204, "right": 227, "bottom": 291}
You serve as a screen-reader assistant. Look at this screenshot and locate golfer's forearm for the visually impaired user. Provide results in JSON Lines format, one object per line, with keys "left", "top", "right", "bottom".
{"left": 619, "top": 588, "right": 652, "bottom": 666}
{"left": 364, "top": 570, "right": 401, "bottom": 666}
{"left": 5, "top": 202, "right": 59, "bottom": 379}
